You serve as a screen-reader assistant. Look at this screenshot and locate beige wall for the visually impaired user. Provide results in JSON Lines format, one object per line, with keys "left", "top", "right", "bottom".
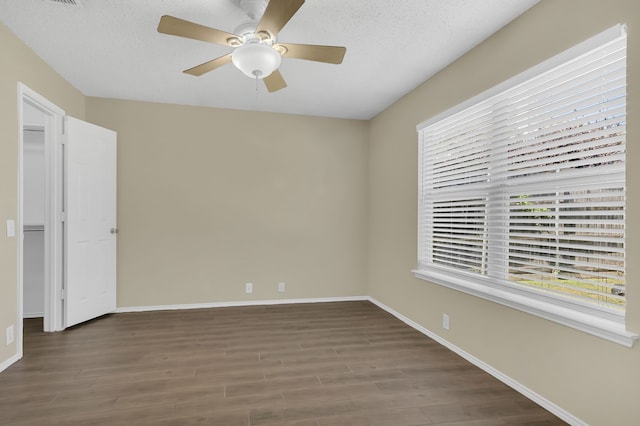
{"left": 0, "top": 24, "right": 84, "bottom": 365}
{"left": 367, "top": 0, "right": 640, "bottom": 424}
{"left": 85, "top": 98, "right": 369, "bottom": 307}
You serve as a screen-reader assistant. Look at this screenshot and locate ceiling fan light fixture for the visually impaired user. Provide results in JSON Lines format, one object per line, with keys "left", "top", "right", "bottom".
{"left": 157, "top": 0, "right": 346, "bottom": 92}
{"left": 232, "top": 43, "right": 281, "bottom": 79}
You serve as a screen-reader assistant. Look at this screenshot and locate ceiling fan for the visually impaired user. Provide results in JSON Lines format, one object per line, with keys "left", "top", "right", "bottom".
{"left": 157, "top": 0, "right": 347, "bottom": 92}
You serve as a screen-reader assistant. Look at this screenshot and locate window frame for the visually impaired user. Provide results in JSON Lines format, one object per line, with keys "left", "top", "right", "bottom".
{"left": 414, "top": 24, "right": 638, "bottom": 347}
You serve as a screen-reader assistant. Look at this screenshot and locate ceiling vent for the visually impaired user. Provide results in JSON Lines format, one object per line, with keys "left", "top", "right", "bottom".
{"left": 46, "top": 0, "right": 83, "bottom": 6}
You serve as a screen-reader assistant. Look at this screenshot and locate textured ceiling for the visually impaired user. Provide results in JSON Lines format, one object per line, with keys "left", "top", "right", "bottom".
{"left": 0, "top": 0, "right": 538, "bottom": 120}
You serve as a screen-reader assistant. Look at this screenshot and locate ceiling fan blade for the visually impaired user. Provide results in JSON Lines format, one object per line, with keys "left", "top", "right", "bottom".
{"left": 263, "top": 70, "right": 287, "bottom": 92}
{"left": 158, "top": 15, "right": 237, "bottom": 46}
{"left": 256, "top": 0, "right": 305, "bottom": 39}
{"left": 276, "top": 43, "right": 346, "bottom": 64}
{"left": 183, "top": 53, "right": 233, "bottom": 76}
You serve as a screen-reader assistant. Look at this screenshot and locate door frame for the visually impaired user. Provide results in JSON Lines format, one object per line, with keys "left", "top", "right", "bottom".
{"left": 17, "top": 83, "right": 65, "bottom": 352}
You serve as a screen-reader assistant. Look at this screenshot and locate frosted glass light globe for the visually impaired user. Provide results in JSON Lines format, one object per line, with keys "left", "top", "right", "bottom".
{"left": 232, "top": 43, "right": 281, "bottom": 79}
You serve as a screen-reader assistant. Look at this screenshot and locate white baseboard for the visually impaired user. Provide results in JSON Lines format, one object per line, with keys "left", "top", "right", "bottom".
{"left": 23, "top": 312, "right": 44, "bottom": 319}
{"left": 0, "top": 353, "right": 21, "bottom": 374}
{"left": 114, "top": 296, "right": 369, "bottom": 313}
{"left": 366, "top": 297, "right": 585, "bottom": 426}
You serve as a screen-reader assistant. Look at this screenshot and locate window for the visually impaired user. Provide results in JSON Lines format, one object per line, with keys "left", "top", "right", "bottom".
{"left": 415, "top": 25, "right": 637, "bottom": 346}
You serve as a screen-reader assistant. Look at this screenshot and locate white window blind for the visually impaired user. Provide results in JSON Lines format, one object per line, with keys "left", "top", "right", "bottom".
{"left": 416, "top": 25, "right": 627, "bottom": 327}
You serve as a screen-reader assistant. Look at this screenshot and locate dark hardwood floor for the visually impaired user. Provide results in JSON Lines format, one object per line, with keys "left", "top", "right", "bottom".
{"left": 0, "top": 301, "right": 566, "bottom": 425}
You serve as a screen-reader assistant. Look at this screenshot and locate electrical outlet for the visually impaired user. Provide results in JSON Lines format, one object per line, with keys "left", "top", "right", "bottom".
{"left": 442, "top": 313, "right": 450, "bottom": 330}
{"left": 245, "top": 283, "right": 253, "bottom": 294}
{"left": 6, "top": 325, "right": 14, "bottom": 345}
{"left": 278, "top": 282, "right": 285, "bottom": 292}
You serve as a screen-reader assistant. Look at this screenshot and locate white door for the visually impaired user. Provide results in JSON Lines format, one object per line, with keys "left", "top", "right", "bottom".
{"left": 65, "top": 117, "right": 117, "bottom": 328}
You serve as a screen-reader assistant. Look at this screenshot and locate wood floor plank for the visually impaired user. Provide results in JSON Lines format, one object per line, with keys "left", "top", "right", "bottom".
{"left": 0, "top": 301, "right": 566, "bottom": 425}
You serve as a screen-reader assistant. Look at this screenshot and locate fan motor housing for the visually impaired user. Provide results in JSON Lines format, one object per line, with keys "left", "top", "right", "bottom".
{"left": 234, "top": 21, "right": 258, "bottom": 37}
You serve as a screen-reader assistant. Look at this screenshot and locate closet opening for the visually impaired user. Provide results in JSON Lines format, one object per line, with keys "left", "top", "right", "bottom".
{"left": 22, "top": 122, "right": 45, "bottom": 323}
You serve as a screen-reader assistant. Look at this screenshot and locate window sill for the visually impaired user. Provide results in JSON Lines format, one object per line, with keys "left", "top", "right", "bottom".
{"left": 413, "top": 268, "right": 639, "bottom": 348}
